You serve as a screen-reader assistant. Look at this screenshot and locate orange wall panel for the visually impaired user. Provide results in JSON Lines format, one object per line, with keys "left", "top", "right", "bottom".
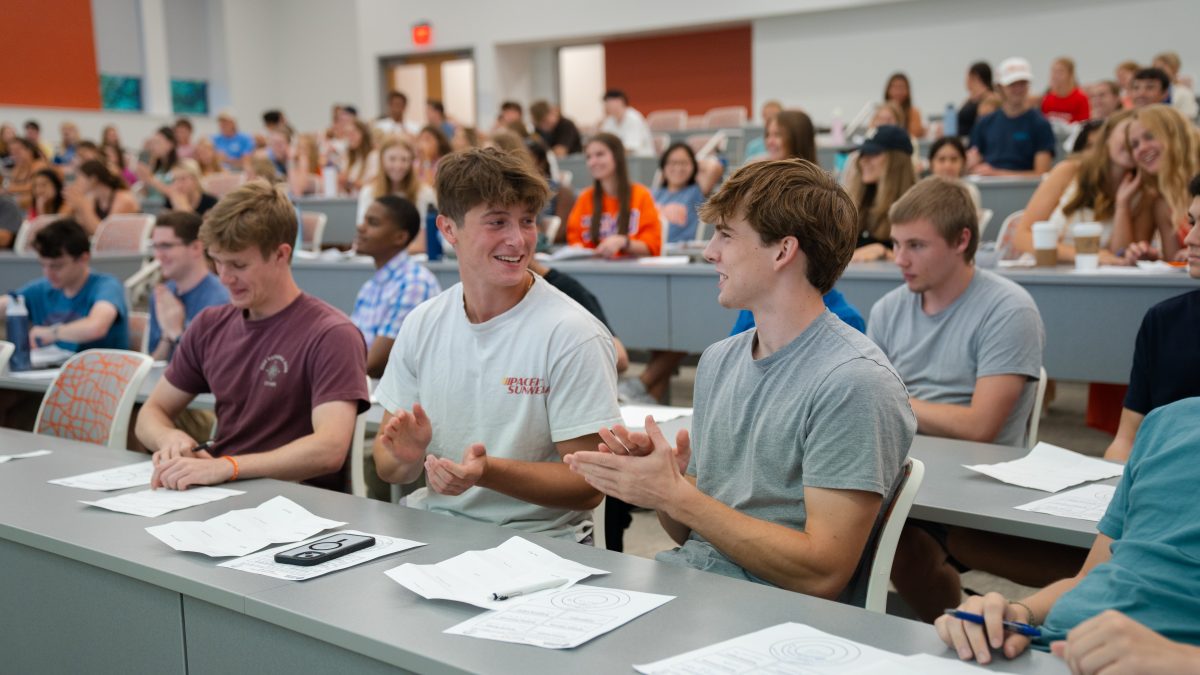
{"left": 0, "top": 0, "right": 101, "bottom": 109}
{"left": 604, "top": 26, "right": 751, "bottom": 117}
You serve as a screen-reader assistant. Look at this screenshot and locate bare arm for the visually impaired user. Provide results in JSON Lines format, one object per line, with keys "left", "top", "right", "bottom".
{"left": 1103, "top": 408, "right": 1144, "bottom": 462}
{"left": 1012, "top": 161, "right": 1078, "bottom": 254}
{"left": 612, "top": 336, "right": 629, "bottom": 374}
{"left": 137, "top": 377, "right": 202, "bottom": 457}
{"left": 365, "top": 336, "right": 394, "bottom": 380}
{"left": 909, "top": 374, "right": 1028, "bottom": 443}
{"left": 0, "top": 230, "right": 12, "bottom": 249}
{"left": 28, "top": 301, "right": 119, "bottom": 348}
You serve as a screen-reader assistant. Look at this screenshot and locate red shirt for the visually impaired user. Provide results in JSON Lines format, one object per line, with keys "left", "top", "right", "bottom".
{"left": 166, "top": 293, "right": 369, "bottom": 490}
{"left": 1041, "top": 87, "right": 1091, "bottom": 124}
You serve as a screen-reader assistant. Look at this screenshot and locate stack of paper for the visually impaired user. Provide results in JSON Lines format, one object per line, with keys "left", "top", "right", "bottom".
{"left": 81, "top": 487, "right": 244, "bottom": 517}
{"left": 1015, "top": 484, "right": 1116, "bottom": 522}
{"left": 385, "top": 536, "right": 608, "bottom": 610}
{"left": 49, "top": 461, "right": 155, "bottom": 491}
{"left": 0, "top": 449, "right": 51, "bottom": 463}
{"left": 145, "top": 496, "right": 345, "bottom": 557}
{"left": 220, "top": 529, "right": 425, "bottom": 581}
{"left": 446, "top": 585, "right": 673, "bottom": 649}
{"left": 963, "top": 442, "right": 1124, "bottom": 492}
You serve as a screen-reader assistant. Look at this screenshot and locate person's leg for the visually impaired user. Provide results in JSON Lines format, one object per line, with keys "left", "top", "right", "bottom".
{"left": 0, "top": 389, "right": 42, "bottom": 432}
{"left": 946, "top": 527, "right": 1087, "bottom": 587}
{"left": 891, "top": 523, "right": 965, "bottom": 623}
{"left": 604, "top": 496, "right": 634, "bottom": 552}
{"left": 640, "top": 351, "right": 687, "bottom": 402}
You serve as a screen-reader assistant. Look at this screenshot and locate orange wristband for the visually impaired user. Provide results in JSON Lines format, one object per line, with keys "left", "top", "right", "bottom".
{"left": 222, "top": 455, "right": 239, "bottom": 481}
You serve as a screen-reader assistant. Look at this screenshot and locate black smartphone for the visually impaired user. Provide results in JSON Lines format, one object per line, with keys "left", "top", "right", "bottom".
{"left": 274, "top": 533, "right": 376, "bottom": 566}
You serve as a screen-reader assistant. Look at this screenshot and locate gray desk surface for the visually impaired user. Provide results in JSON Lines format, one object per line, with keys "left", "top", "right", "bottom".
{"left": 0, "top": 429, "right": 1065, "bottom": 673}
{"left": 295, "top": 196, "right": 359, "bottom": 248}
{"left": 0, "top": 251, "right": 147, "bottom": 294}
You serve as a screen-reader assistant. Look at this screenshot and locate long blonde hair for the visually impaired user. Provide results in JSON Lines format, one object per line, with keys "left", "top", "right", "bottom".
{"left": 1063, "top": 109, "right": 1137, "bottom": 222}
{"left": 847, "top": 149, "right": 917, "bottom": 241}
{"left": 1130, "top": 105, "right": 1200, "bottom": 223}
{"left": 369, "top": 136, "right": 421, "bottom": 205}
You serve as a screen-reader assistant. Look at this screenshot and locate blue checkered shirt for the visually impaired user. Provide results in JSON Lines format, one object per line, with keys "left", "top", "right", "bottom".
{"left": 350, "top": 251, "right": 441, "bottom": 347}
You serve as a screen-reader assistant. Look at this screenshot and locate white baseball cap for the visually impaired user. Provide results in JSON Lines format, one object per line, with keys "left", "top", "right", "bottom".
{"left": 997, "top": 57, "right": 1033, "bottom": 86}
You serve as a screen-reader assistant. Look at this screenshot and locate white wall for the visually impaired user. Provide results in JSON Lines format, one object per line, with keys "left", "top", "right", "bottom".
{"left": 754, "top": 0, "right": 1200, "bottom": 127}
{"left": 164, "top": 0, "right": 212, "bottom": 81}
{"left": 559, "top": 45, "right": 606, "bottom": 127}
{"left": 92, "top": 0, "right": 144, "bottom": 75}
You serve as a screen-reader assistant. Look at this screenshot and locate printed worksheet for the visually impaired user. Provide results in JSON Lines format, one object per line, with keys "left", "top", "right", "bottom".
{"left": 635, "top": 623, "right": 901, "bottom": 674}
{"left": 0, "top": 449, "right": 51, "bottom": 463}
{"left": 446, "top": 585, "right": 673, "bottom": 649}
{"left": 49, "top": 461, "right": 155, "bottom": 491}
{"left": 963, "top": 442, "right": 1124, "bottom": 492}
{"left": 1015, "top": 484, "right": 1116, "bottom": 522}
{"left": 385, "top": 536, "right": 608, "bottom": 610}
{"left": 219, "top": 529, "right": 425, "bottom": 581}
{"left": 81, "top": 487, "right": 244, "bottom": 517}
{"left": 145, "top": 496, "right": 346, "bottom": 557}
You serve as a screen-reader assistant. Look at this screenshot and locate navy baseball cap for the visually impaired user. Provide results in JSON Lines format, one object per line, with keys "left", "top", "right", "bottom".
{"left": 858, "top": 125, "right": 913, "bottom": 156}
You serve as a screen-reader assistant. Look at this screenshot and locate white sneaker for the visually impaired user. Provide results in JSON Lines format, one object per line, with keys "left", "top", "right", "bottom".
{"left": 618, "top": 377, "right": 656, "bottom": 405}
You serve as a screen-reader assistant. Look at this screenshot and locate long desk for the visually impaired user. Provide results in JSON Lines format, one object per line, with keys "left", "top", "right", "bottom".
{"left": 0, "top": 251, "right": 147, "bottom": 294}
{"left": 0, "top": 429, "right": 1064, "bottom": 673}
{"left": 968, "top": 177, "right": 1041, "bottom": 236}
{"left": 293, "top": 258, "right": 1192, "bottom": 384}
{"left": 294, "top": 196, "right": 359, "bottom": 248}
{"left": 556, "top": 154, "right": 660, "bottom": 188}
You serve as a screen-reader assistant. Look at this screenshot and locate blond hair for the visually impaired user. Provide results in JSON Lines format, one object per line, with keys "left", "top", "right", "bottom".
{"left": 1063, "top": 109, "right": 1138, "bottom": 222}
{"left": 369, "top": 136, "right": 421, "bottom": 205}
{"left": 889, "top": 176, "right": 979, "bottom": 263}
{"left": 846, "top": 149, "right": 917, "bottom": 242}
{"left": 699, "top": 159, "right": 857, "bottom": 294}
{"left": 1131, "top": 105, "right": 1200, "bottom": 223}
{"left": 200, "top": 179, "right": 297, "bottom": 259}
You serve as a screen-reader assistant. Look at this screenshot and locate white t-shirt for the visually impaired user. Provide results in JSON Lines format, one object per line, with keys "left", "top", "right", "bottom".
{"left": 600, "top": 107, "right": 655, "bottom": 157}
{"left": 374, "top": 117, "right": 421, "bottom": 137}
{"left": 355, "top": 182, "right": 437, "bottom": 223}
{"left": 376, "top": 274, "right": 622, "bottom": 540}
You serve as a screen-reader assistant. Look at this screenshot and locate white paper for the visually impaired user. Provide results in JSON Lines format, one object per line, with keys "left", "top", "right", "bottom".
{"left": 49, "top": 461, "right": 155, "bottom": 491}
{"left": 620, "top": 405, "right": 693, "bottom": 428}
{"left": 30, "top": 345, "right": 74, "bottom": 368}
{"left": 385, "top": 536, "right": 608, "bottom": 610}
{"left": 542, "top": 246, "right": 596, "bottom": 262}
{"left": 635, "top": 623, "right": 901, "bottom": 674}
{"left": 963, "top": 442, "right": 1124, "bottom": 493}
{"left": 81, "top": 487, "right": 244, "bottom": 517}
{"left": 0, "top": 449, "right": 52, "bottom": 463}
{"left": 145, "top": 496, "right": 346, "bottom": 557}
{"left": 636, "top": 255, "right": 691, "bottom": 266}
{"left": 446, "top": 585, "right": 673, "bottom": 649}
{"left": 6, "top": 368, "right": 61, "bottom": 380}
{"left": 219, "top": 529, "right": 425, "bottom": 581}
{"left": 1015, "top": 484, "right": 1116, "bottom": 522}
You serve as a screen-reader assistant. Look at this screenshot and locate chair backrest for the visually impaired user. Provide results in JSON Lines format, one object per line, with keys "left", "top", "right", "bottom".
{"left": 128, "top": 311, "right": 151, "bottom": 353}
{"left": 13, "top": 214, "right": 62, "bottom": 256}
{"left": 840, "top": 458, "right": 925, "bottom": 613}
{"left": 558, "top": 170, "right": 573, "bottom": 191}
{"left": 0, "top": 340, "right": 13, "bottom": 373}
{"left": 592, "top": 496, "right": 608, "bottom": 549}
{"left": 94, "top": 214, "right": 156, "bottom": 253}
{"left": 35, "top": 349, "right": 154, "bottom": 449}
{"left": 201, "top": 172, "right": 245, "bottom": 198}
{"left": 686, "top": 115, "right": 707, "bottom": 129}
{"left": 299, "top": 211, "right": 327, "bottom": 253}
{"left": 1027, "top": 367, "right": 1048, "bottom": 449}
{"left": 541, "top": 216, "right": 563, "bottom": 244}
{"left": 123, "top": 259, "right": 162, "bottom": 309}
{"left": 646, "top": 109, "right": 688, "bottom": 132}
{"left": 702, "top": 106, "right": 748, "bottom": 128}
{"left": 977, "top": 208, "right": 995, "bottom": 235}
{"left": 685, "top": 133, "right": 714, "bottom": 155}
{"left": 652, "top": 132, "right": 671, "bottom": 156}
{"left": 995, "top": 209, "right": 1024, "bottom": 258}
{"left": 348, "top": 385, "right": 370, "bottom": 497}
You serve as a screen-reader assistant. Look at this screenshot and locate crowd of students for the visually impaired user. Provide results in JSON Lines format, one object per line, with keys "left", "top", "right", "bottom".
{"left": 2, "top": 48, "right": 1200, "bottom": 673}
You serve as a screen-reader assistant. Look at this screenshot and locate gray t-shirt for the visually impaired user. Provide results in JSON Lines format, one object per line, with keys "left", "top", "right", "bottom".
{"left": 656, "top": 310, "right": 916, "bottom": 584}
{"left": 867, "top": 268, "right": 1044, "bottom": 447}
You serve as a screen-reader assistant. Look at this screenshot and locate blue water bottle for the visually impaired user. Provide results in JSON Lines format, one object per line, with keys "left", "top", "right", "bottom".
{"left": 425, "top": 205, "right": 443, "bottom": 261}
{"left": 6, "top": 293, "right": 32, "bottom": 371}
{"left": 943, "top": 102, "right": 958, "bottom": 138}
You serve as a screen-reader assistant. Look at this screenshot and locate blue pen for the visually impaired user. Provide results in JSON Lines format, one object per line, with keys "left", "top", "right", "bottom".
{"left": 944, "top": 609, "right": 1042, "bottom": 638}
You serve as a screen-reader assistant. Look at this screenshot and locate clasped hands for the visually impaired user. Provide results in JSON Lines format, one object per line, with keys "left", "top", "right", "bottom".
{"left": 150, "top": 431, "right": 233, "bottom": 490}
{"left": 563, "top": 417, "right": 692, "bottom": 511}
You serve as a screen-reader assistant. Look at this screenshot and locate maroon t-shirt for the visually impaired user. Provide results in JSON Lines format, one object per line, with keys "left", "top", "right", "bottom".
{"left": 166, "top": 293, "right": 369, "bottom": 491}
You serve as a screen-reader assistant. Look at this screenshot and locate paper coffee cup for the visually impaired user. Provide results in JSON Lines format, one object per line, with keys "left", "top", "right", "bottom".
{"left": 1074, "top": 222, "right": 1102, "bottom": 270}
{"left": 1032, "top": 221, "right": 1059, "bottom": 267}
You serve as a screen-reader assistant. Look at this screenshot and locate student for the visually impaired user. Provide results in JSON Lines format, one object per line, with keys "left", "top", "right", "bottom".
{"left": 193, "top": 138, "right": 225, "bottom": 177}
{"left": 0, "top": 196, "right": 21, "bottom": 249}
{"left": 1087, "top": 80, "right": 1123, "bottom": 121}
{"left": 653, "top": 142, "right": 715, "bottom": 244}
{"left": 566, "top": 133, "right": 662, "bottom": 258}
{"left": 599, "top": 90, "right": 655, "bottom": 157}
{"left": 1118, "top": 105, "right": 1200, "bottom": 262}
{"left": 1153, "top": 51, "right": 1199, "bottom": 120}
{"left": 425, "top": 100, "right": 456, "bottom": 140}
{"left": 492, "top": 101, "right": 526, "bottom": 135}
{"left": 135, "top": 126, "right": 180, "bottom": 201}
{"left": 1104, "top": 175, "right": 1200, "bottom": 461}
{"left": 415, "top": 125, "right": 452, "bottom": 185}
{"left": 968, "top": 57, "right": 1055, "bottom": 177}
{"left": 884, "top": 72, "right": 926, "bottom": 138}
{"left": 375, "top": 91, "right": 420, "bottom": 137}
{"left": 530, "top": 100, "right": 582, "bottom": 157}
{"left": 173, "top": 118, "right": 195, "bottom": 159}
{"left": 29, "top": 168, "right": 69, "bottom": 219}
{"left": 5, "top": 138, "right": 47, "bottom": 212}
{"left": 63, "top": 160, "right": 140, "bottom": 235}
{"left": 926, "top": 137, "right": 981, "bottom": 209}
{"left": 566, "top": 158, "right": 915, "bottom": 596}
{"left": 23, "top": 120, "right": 53, "bottom": 161}
{"left": 1040, "top": 57, "right": 1091, "bottom": 124}
{"left": 372, "top": 147, "right": 619, "bottom": 541}
{"left": 288, "top": 133, "right": 323, "bottom": 197}
{"left": 845, "top": 126, "right": 917, "bottom": 261}
{"left": 340, "top": 120, "right": 376, "bottom": 195}
{"left": 1130, "top": 68, "right": 1171, "bottom": 108}
{"left": 350, "top": 195, "right": 441, "bottom": 379}
{"left": 162, "top": 161, "right": 219, "bottom": 216}
{"left": 355, "top": 136, "right": 436, "bottom": 242}
{"left": 743, "top": 100, "right": 783, "bottom": 161}
{"left": 146, "top": 211, "right": 230, "bottom": 361}
{"left": 260, "top": 128, "right": 291, "bottom": 177}
{"left": 1115, "top": 60, "right": 1140, "bottom": 107}
{"left": 1052, "top": 611, "right": 1200, "bottom": 675}
{"left": 211, "top": 111, "right": 255, "bottom": 167}
{"left": 935, "top": 396, "right": 1200, "bottom": 666}
{"left": 136, "top": 180, "right": 369, "bottom": 492}
{"left": 764, "top": 110, "right": 816, "bottom": 163}
{"left": 0, "top": 218, "right": 129, "bottom": 351}
{"left": 1012, "top": 109, "right": 1147, "bottom": 264}
{"left": 956, "top": 62, "right": 994, "bottom": 138}
{"left": 53, "top": 122, "right": 80, "bottom": 167}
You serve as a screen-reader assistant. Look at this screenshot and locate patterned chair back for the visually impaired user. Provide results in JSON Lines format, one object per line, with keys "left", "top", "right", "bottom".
{"left": 36, "top": 349, "right": 154, "bottom": 449}
{"left": 94, "top": 214, "right": 156, "bottom": 254}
